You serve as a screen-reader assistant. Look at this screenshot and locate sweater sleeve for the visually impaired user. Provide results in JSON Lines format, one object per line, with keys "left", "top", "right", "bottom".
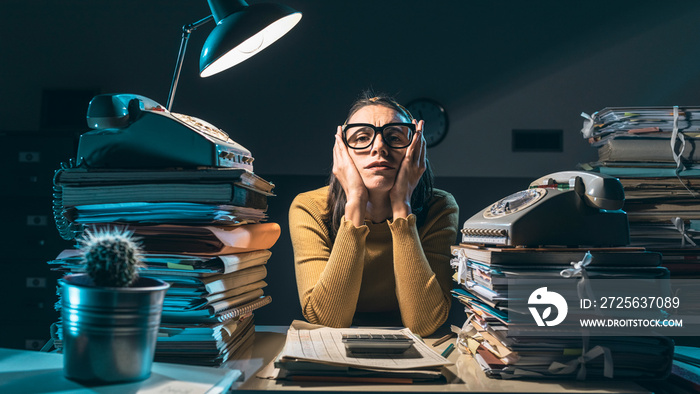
{"left": 389, "top": 191, "right": 459, "bottom": 336}
{"left": 289, "top": 193, "right": 369, "bottom": 328}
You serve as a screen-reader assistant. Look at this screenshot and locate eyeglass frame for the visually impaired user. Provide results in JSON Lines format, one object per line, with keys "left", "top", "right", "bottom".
{"left": 341, "top": 122, "right": 417, "bottom": 150}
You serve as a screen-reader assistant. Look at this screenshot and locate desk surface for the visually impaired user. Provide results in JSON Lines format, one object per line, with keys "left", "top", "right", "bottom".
{"left": 225, "top": 326, "right": 652, "bottom": 393}
{"left": 0, "top": 347, "right": 239, "bottom": 393}
{"left": 0, "top": 326, "right": 656, "bottom": 393}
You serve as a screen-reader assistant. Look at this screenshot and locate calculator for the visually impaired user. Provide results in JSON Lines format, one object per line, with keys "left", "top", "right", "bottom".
{"left": 341, "top": 333, "right": 414, "bottom": 354}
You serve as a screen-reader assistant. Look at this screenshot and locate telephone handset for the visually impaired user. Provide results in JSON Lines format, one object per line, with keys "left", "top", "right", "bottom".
{"left": 86, "top": 94, "right": 164, "bottom": 130}
{"left": 462, "top": 171, "right": 630, "bottom": 247}
{"left": 77, "top": 93, "right": 253, "bottom": 169}
{"left": 529, "top": 171, "right": 625, "bottom": 211}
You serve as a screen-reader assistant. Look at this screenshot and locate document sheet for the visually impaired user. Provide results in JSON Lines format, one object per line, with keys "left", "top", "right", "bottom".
{"left": 278, "top": 320, "right": 452, "bottom": 370}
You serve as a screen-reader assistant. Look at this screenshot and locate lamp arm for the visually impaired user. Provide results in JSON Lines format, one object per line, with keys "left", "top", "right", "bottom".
{"left": 166, "top": 15, "right": 214, "bottom": 112}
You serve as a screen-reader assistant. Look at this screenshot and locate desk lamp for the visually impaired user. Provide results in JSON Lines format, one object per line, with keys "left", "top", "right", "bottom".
{"left": 166, "top": 0, "right": 302, "bottom": 111}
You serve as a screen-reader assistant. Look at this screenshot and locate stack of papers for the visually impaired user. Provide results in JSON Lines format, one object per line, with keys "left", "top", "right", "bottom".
{"left": 261, "top": 321, "right": 451, "bottom": 384}
{"left": 580, "top": 106, "right": 700, "bottom": 276}
{"left": 582, "top": 106, "right": 700, "bottom": 147}
{"left": 449, "top": 243, "right": 675, "bottom": 380}
{"left": 155, "top": 314, "right": 256, "bottom": 366}
{"left": 49, "top": 166, "right": 281, "bottom": 366}
{"left": 53, "top": 167, "right": 273, "bottom": 239}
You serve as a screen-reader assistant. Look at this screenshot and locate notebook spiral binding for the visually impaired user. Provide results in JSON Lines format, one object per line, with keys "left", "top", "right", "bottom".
{"left": 217, "top": 295, "right": 272, "bottom": 322}
{"left": 52, "top": 159, "right": 86, "bottom": 241}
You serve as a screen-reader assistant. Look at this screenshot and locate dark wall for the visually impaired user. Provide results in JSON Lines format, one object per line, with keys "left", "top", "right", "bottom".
{"left": 253, "top": 174, "right": 531, "bottom": 326}
{"left": 4, "top": 1, "right": 700, "bottom": 179}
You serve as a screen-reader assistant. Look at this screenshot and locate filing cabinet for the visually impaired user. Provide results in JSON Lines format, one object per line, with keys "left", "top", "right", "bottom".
{"left": 0, "top": 131, "right": 77, "bottom": 349}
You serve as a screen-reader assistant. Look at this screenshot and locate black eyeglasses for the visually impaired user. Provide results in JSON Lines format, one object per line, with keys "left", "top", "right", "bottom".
{"left": 342, "top": 123, "right": 416, "bottom": 149}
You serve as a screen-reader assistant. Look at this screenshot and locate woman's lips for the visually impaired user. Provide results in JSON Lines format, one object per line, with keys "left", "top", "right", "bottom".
{"left": 368, "top": 166, "right": 393, "bottom": 171}
{"left": 366, "top": 161, "right": 394, "bottom": 170}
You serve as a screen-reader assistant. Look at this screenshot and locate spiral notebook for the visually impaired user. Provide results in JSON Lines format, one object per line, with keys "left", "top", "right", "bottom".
{"left": 161, "top": 294, "right": 272, "bottom": 323}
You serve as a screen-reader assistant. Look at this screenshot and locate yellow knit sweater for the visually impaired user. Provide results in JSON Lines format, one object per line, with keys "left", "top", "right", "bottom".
{"left": 288, "top": 186, "right": 459, "bottom": 336}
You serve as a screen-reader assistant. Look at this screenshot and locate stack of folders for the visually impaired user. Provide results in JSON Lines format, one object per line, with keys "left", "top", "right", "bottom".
{"left": 49, "top": 167, "right": 281, "bottom": 366}
{"left": 449, "top": 243, "right": 674, "bottom": 380}
{"left": 262, "top": 321, "right": 452, "bottom": 384}
{"left": 579, "top": 106, "right": 700, "bottom": 277}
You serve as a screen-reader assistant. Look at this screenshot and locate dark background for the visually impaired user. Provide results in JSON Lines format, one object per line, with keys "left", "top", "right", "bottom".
{"left": 3, "top": 0, "right": 700, "bottom": 349}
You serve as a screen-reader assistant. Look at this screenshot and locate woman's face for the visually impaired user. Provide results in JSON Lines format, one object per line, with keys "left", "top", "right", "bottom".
{"left": 345, "top": 105, "right": 409, "bottom": 193}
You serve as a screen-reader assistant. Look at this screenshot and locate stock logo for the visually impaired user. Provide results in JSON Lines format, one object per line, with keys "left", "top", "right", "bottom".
{"left": 528, "top": 287, "right": 568, "bottom": 327}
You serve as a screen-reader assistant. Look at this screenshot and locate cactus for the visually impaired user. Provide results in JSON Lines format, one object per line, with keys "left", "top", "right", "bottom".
{"left": 78, "top": 228, "right": 144, "bottom": 287}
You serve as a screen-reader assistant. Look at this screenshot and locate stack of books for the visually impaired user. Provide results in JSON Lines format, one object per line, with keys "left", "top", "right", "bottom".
{"left": 580, "top": 106, "right": 700, "bottom": 276}
{"left": 449, "top": 242, "right": 675, "bottom": 380}
{"left": 49, "top": 167, "right": 280, "bottom": 366}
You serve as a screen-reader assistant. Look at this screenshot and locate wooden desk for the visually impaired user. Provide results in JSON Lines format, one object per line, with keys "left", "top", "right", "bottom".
{"left": 225, "top": 326, "right": 652, "bottom": 393}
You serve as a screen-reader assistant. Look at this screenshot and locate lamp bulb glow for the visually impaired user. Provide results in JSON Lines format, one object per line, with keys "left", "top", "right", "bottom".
{"left": 200, "top": 12, "right": 301, "bottom": 77}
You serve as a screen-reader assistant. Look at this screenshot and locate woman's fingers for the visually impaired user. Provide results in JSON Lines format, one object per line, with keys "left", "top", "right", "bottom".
{"left": 333, "top": 127, "right": 350, "bottom": 179}
{"left": 417, "top": 120, "right": 426, "bottom": 170}
{"left": 400, "top": 119, "right": 426, "bottom": 183}
{"left": 333, "top": 126, "right": 367, "bottom": 199}
{"left": 332, "top": 134, "right": 342, "bottom": 172}
{"left": 406, "top": 119, "right": 424, "bottom": 167}
{"left": 335, "top": 131, "right": 352, "bottom": 166}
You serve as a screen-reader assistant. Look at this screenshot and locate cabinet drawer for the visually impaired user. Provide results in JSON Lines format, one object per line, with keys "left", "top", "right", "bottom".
{"left": 0, "top": 132, "right": 77, "bottom": 197}
{"left": 0, "top": 197, "right": 73, "bottom": 259}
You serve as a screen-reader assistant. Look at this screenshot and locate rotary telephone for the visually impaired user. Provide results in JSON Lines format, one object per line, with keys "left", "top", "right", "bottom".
{"left": 75, "top": 93, "right": 253, "bottom": 169}
{"left": 461, "top": 171, "right": 630, "bottom": 247}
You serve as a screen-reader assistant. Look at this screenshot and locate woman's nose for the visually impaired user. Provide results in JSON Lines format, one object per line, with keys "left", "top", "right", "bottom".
{"left": 371, "top": 134, "right": 389, "bottom": 155}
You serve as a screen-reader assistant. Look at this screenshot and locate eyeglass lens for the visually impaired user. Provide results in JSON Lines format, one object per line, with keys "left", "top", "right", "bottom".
{"left": 345, "top": 124, "right": 413, "bottom": 149}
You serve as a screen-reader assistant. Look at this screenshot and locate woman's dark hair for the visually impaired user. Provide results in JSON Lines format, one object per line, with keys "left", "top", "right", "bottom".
{"left": 325, "top": 90, "right": 435, "bottom": 240}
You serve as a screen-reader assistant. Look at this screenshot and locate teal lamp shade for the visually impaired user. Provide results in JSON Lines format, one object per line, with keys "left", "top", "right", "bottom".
{"left": 199, "top": 0, "right": 302, "bottom": 77}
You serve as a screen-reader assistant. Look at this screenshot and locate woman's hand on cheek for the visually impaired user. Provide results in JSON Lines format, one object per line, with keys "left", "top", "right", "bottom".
{"left": 390, "top": 120, "right": 426, "bottom": 219}
{"left": 333, "top": 126, "right": 368, "bottom": 226}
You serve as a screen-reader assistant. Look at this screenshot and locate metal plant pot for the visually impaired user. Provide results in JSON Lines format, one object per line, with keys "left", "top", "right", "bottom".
{"left": 59, "top": 273, "right": 169, "bottom": 383}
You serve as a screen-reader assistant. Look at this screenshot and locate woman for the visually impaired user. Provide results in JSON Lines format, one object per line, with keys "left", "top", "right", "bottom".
{"left": 288, "top": 92, "right": 459, "bottom": 336}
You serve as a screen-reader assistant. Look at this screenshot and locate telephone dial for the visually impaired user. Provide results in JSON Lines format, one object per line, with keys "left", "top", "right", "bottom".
{"left": 461, "top": 171, "right": 630, "bottom": 247}
{"left": 76, "top": 94, "right": 253, "bottom": 170}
